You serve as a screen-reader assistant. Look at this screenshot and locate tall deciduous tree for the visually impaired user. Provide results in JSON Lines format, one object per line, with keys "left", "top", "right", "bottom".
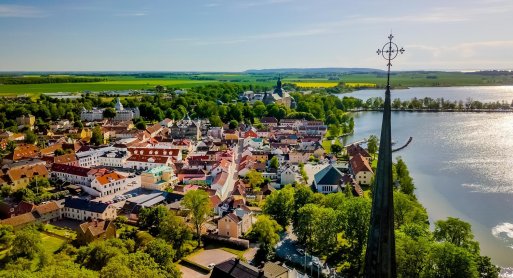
{"left": 183, "top": 190, "right": 211, "bottom": 245}
{"left": 263, "top": 185, "right": 295, "bottom": 228}
{"left": 102, "top": 107, "right": 117, "bottom": 119}
{"left": 367, "top": 135, "right": 378, "bottom": 155}
{"left": 251, "top": 215, "right": 282, "bottom": 261}
{"left": 11, "top": 227, "right": 42, "bottom": 259}
{"left": 90, "top": 126, "right": 103, "bottom": 146}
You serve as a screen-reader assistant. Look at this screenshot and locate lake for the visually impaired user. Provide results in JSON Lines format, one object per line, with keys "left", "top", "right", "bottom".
{"left": 339, "top": 87, "right": 513, "bottom": 270}
{"left": 341, "top": 86, "right": 513, "bottom": 102}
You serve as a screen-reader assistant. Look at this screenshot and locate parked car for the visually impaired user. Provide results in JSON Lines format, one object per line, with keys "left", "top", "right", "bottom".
{"left": 208, "top": 263, "right": 216, "bottom": 269}
{"left": 297, "top": 248, "right": 305, "bottom": 256}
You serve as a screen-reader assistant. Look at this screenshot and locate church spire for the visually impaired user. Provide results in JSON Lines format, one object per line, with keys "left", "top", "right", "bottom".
{"left": 364, "top": 34, "right": 405, "bottom": 278}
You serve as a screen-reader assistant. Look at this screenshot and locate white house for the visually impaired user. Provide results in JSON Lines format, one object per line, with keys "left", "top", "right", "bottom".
{"left": 62, "top": 198, "right": 117, "bottom": 221}
{"left": 98, "top": 150, "right": 129, "bottom": 168}
{"left": 89, "top": 172, "right": 129, "bottom": 197}
{"left": 280, "top": 166, "right": 300, "bottom": 185}
{"left": 126, "top": 155, "right": 173, "bottom": 170}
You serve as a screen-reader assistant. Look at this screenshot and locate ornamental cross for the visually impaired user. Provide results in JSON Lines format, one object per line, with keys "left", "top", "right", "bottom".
{"left": 377, "top": 34, "right": 405, "bottom": 89}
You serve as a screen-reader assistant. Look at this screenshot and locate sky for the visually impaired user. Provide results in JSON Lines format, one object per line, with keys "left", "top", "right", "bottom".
{"left": 1, "top": 0, "right": 512, "bottom": 72}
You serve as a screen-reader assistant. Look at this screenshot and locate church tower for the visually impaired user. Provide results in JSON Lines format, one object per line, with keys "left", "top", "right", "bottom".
{"left": 115, "top": 97, "right": 124, "bottom": 111}
{"left": 274, "top": 77, "right": 283, "bottom": 97}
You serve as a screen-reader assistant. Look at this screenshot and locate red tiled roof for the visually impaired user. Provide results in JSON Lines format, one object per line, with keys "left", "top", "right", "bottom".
{"left": 54, "top": 153, "right": 77, "bottom": 164}
{"left": 51, "top": 163, "right": 95, "bottom": 177}
{"left": 347, "top": 144, "right": 371, "bottom": 158}
{"left": 35, "top": 202, "right": 60, "bottom": 215}
{"left": 126, "top": 155, "right": 170, "bottom": 164}
{"left": 350, "top": 153, "right": 373, "bottom": 174}
{"left": 213, "top": 171, "right": 229, "bottom": 187}
{"left": 96, "top": 172, "right": 126, "bottom": 185}
{"left": 7, "top": 164, "right": 49, "bottom": 182}
{"left": 128, "top": 147, "right": 180, "bottom": 157}
{"left": 0, "top": 212, "right": 36, "bottom": 227}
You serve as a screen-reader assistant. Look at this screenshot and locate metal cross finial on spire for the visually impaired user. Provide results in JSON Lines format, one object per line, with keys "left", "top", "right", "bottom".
{"left": 364, "top": 33, "right": 405, "bottom": 278}
{"left": 377, "top": 34, "right": 405, "bottom": 89}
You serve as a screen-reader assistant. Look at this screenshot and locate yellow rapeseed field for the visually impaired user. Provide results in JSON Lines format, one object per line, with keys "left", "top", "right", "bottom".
{"left": 293, "top": 82, "right": 339, "bottom": 88}
{"left": 344, "top": 82, "right": 377, "bottom": 88}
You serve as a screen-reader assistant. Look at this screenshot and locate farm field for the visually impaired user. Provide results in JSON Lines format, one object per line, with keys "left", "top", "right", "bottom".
{"left": 1, "top": 71, "right": 513, "bottom": 97}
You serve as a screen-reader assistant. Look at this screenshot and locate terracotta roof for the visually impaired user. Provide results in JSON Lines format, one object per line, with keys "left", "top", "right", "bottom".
{"left": 40, "top": 143, "right": 63, "bottom": 156}
{"left": 350, "top": 153, "right": 373, "bottom": 174}
{"left": 347, "top": 144, "right": 371, "bottom": 158}
{"left": 54, "top": 153, "right": 77, "bottom": 164}
{"left": 146, "top": 123, "right": 162, "bottom": 135}
{"left": 210, "top": 195, "right": 222, "bottom": 208}
{"left": 224, "top": 212, "right": 242, "bottom": 223}
{"left": 7, "top": 164, "right": 49, "bottom": 182}
{"left": 79, "top": 220, "right": 113, "bottom": 237}
{"left": 0, "top": 212, "right": 36, "bottom": 227}
{"left": 128, "top": 147, "right": 180, "bottom": 157}
{"left": 8, "top": 144, "right": 39, "bottom": 161}
{"left": 127, "top": 155, "right": 171, "bottom": 164}
{"left": 35, "top": 201, "right": 60, "bottom": 215}
{"left": 212, "top": 171, "right": 229, "bottom": 186}
{"left": 95, "top": 172, "right": 126, "bottom": 185}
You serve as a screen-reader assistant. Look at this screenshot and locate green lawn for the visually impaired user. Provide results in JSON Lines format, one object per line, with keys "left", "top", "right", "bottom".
{"left": 44, "top": 224, "right": 76, "bottom": 240}
{"left": 40, "top": 232, "right": 67, "bottom": 253}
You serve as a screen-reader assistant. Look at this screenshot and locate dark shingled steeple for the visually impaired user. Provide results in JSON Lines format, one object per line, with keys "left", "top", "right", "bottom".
{"left": 364, "top": 34, "right": 404, "bottom": 278}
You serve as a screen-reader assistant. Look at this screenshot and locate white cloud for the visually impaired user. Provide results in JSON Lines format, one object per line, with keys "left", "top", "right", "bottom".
{"left": 0, "top": 4, "right": 46, "bottom": 18}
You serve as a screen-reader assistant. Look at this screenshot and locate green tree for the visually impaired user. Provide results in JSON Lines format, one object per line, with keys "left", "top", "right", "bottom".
{"left": 423, "top": 242, "right": 478, "bottom": 278}
{"left": 24, "top": 129, "right": 37, "bottom": 144}
{"left": 0, "top": 224, "right": 14, "bottom": 249}
{"left": 394, "top": 191, "right": 428, "bottom": 229}
{"left": 476, "top": 255, "right": 500, "bottom": 278}
{"left": 183, "top": 190, "right": 211, "bottom": 245}
{"left": 136, "top": 121, "right": 147, "bottom": 130}
{"left": 90, "top": 125, "right": 104, "bottom": 146}
{"left": 103, "top": 107, "right": 117, "bottom": 119}
{"left": 11, "top": 226, "right": 42, "bottom": 259}
{"left": 269, "top": 156, "right": 279, "bottom": 169}
{"left": 144, "top": 238, "right": 176, "bottom": 266}
{"left": 247, "top": 169, "right": 265, "bottom": 191}
{"left": 228, "top": 119, "right": 238, "bottom": 129}
{"left": 339, "top": 197, "right": 371, "bottom": 276}
{"left": 250, "top": 215, "right": 282, "bottom": 261}
{"left": 100, "top": 251, "right": 177, "bottom": 278}
{"left": 76, "top": 239, "right": 128, "bottom": 270}
{"left": 208, "top": 115, "right": 223, "bottom": 127}
{"left": 138, "top": 206, "right": 170, "bottom": 236}
{"left": 263, "top": 185, "right": 295, "bottom": 228}
{"left": 367, "top": 135, "right": 378, "bottom": 155}
{"left": 395, "top": 157, "right": 416, "bottom": 196}
{"left": 158, "top": 212, "right": 194, "bottom": 259}
{"left": 396, "top": 231, "right": 430, "bottom": 278}
{"left": 331, "top": 144, "right": 342, "bottom": 154}
{"left": 433, "top": 217, "right": 480, "bottom": 254}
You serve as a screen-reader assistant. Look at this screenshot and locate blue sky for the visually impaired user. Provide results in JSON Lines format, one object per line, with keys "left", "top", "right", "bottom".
{"left": 1, "top": 0, "right": 512, "bottom": 71}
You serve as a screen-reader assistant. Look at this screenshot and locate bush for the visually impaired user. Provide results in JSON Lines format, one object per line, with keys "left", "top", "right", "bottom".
{"left": 201, "top": 234, "right": 249, "bottom": 250}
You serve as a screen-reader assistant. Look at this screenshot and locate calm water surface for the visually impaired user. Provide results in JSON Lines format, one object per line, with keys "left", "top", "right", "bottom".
{"left": 340, "top": 87, "right": 513, "bottom": 269}
{"left": 342, "top": 86, "right": 513, "bottom": 102}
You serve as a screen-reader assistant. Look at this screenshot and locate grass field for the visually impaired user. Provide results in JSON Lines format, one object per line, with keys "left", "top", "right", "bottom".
{"left": 40, "top": 231, "right": 67, "bottom": 253}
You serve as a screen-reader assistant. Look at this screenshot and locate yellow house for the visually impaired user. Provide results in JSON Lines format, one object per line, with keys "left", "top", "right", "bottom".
{"left": 224, "top": 132, "right": 239, "bottom": 141}
{"left": 80, "top": 128, "right": 92, "bottom": 140}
